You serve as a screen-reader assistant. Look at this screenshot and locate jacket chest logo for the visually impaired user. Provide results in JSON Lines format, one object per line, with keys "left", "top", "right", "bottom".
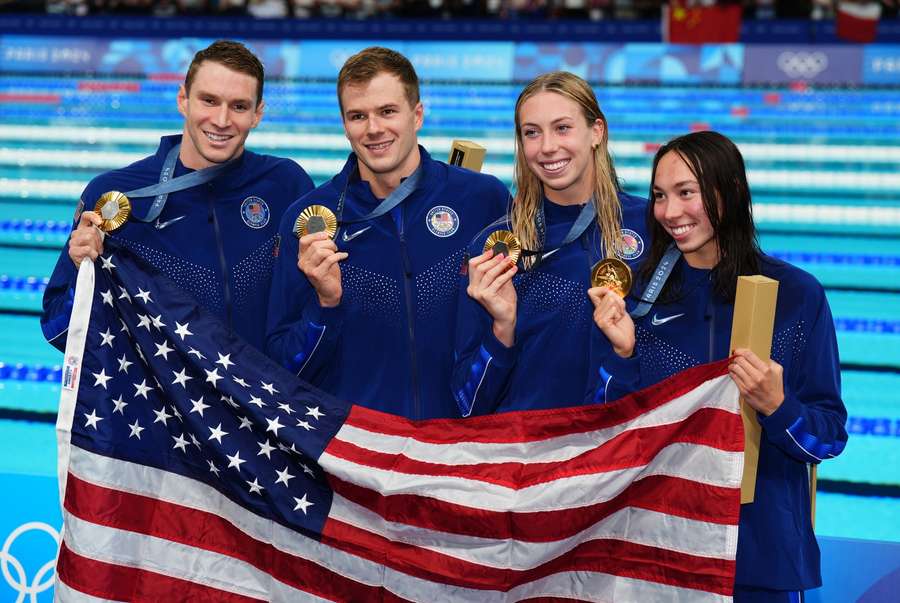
{"left": 241, "top": 196, "right": 270, "bottom": 229}
{"left": 426, "top": 205, "right": 459, "bottom": 238}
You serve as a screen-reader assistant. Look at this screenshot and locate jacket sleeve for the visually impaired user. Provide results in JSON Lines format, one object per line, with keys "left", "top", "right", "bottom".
{"left": 40, "top": 200, "right": 85, "bottom": 352}
{"left": 585, "top": 325, "right": 643, "bottom": 404}
{"left": 758, "top": 288, "right": 848, "bottom": 464}
{"left": 450, "top": 266, "right": 519, "bottom": 417}
{"left": 265, "top": 208, "right": 343, "bottom": 381}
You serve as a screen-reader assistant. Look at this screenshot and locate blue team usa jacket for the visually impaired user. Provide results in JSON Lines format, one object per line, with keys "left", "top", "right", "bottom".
{"left": 452, "top": 192, "right": 649, "bottom": 415}
{"left": 599, "top": 254, "right": 848, "bottom": 591}
{"left": 41, "top": 135, "right": 314, "bottom": 353}
{"left": 266, "top": 147, "right": 510, "bottom": 419}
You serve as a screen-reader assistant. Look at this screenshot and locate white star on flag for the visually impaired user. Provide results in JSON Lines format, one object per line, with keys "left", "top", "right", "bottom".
{"left": 174, "top": 322, "right": 193, "bottom": 340}
{"left": 83, "top": 409, "right": 103, "bottom": 429}
{"left": 92, "top": 369, "right": 112, "bottom": 389}
{"left": 293, "top": 494, "right": 313, "bottom": 515}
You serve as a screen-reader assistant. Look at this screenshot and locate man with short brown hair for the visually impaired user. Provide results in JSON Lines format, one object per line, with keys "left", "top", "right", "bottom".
{"left": 267, "top": 46, "right": 510, "bottom": 419}
{"left": 42, "top": 40, "right": 314, "bottom": 353}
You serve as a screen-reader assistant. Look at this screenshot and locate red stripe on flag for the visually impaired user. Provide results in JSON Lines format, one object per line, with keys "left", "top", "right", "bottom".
{"left": 346, "top": 359, "right": 732, "bottom": 444}
{"left": 57, "top": 542, "right": 264, "bottom": 602}
{"left": 63, "top": 474, "right": 412, "bottom": 603}
{"left": 328, "top": 406, "right": 742, "bottom": 489}
{"left": 330, "top": 473, "right": 740, "bottom": 542}
{"left": 322, "top": 519, "right": 736, "bottom": 595}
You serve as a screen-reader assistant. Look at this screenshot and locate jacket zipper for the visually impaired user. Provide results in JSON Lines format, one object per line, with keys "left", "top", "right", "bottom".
{"left": 209, "top": 188, "right": 233, "bottom": 329}
{"left": 396, "top": 206, "right": 421, "bottom": 419}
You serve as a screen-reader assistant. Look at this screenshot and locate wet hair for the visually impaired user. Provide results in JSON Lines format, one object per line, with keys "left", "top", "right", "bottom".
{"left": 337, "top": 46, "right": 420, "bottom": 112}
{"left": 641, "top": 130, "right": 761, "bottom": 302}
{"left": 184, "top": 40, "right": 264, "bottom": 104}
{"left": 510, "top": 71, "right": 622, "bottom": 266}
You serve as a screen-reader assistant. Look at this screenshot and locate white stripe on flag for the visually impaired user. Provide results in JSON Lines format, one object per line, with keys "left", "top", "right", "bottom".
{"left": 321, "top": 442, "right": 743, "bottom": 513}
{"left": 333, "top": 375, "right": 739, "bottom": 465}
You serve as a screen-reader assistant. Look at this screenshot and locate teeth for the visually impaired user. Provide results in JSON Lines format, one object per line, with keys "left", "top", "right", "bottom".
{"left": 205, "top": 132, "right": 230, "bottom": 142}
{"left": 368, "top": 141, "right": 391, "bottom": 150}
{"left": 672, "top": 224, "right": 694, "bottom": 235}
{"left": 542, "top": 159, "right": 569, "bottom": 171}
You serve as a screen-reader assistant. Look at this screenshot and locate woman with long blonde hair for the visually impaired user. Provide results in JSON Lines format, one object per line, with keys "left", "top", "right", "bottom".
{"left": 451, "top": 71, "right": 649, "bottom": 415}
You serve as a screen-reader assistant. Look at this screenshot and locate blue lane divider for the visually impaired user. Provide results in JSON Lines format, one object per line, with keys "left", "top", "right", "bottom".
{"left": 0, "top": 361, "right": 62, "bottom": 383}
{"left": 847, "top": 417, "right": 900, "bottom": 438}
{"left": 770, "top": 251, "right": 900, "bottom": 267}
{"left": 0, "top": 275, "right": 49, "bottom": 292}
{"left": 0, "top": 219, "right": 71, "bottom": 235}
{"left": 835, "top": 318, "right": 900, "bottom": 334}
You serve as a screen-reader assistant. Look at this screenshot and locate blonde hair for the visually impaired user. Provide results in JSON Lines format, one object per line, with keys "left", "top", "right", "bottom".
{"left": 511, "top": 71, "right": 622, "bottom": 266}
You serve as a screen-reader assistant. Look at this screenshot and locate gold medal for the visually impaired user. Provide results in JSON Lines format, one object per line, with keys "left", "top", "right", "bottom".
{"left": 483, "top": 230, "right": 522, "bottom": 265}
{"left": 591, "top": 258, "right": 632, "bottom": 297}
{"left": 93, "top": 191, "right": 131, "bottom": 232}
{"left": 294, "top": 205, "right": 337, "bottom": 239}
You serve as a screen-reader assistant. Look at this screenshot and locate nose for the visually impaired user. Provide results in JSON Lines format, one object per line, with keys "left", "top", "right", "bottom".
{"left": 540, "top": 132, "right": 558, "bottom": 155}
{"left": 212, "top": 103, "right": 230, "bottom": 128}
{"left": 366, "top": 114, "right": 384, "bottom": 137}
{"left": 663, "top": 196, "right": 682, "bottom": 222}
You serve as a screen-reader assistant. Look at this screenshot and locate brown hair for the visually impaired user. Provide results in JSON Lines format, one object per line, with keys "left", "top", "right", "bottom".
{"left": 184, "top": 40, "right": 265, "bottom": 105}
{"left": 511, "top": 71, "right": 622, "bottom": 266}
{"left": 337, "top": 46, "right": 420, "bottom": 112}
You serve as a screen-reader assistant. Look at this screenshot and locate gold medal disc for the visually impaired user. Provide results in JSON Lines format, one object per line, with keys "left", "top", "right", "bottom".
{"left": 94, "top": 191, "right": 131, "bottom": 232}
{"left": 591, "top": 258, "right": 632, "bottom": 297}
{"left": 294, "top": 205, "right": 337, "bottom": 239}
{"left": 483, "top": 230, "right": 522, "bottom": 265}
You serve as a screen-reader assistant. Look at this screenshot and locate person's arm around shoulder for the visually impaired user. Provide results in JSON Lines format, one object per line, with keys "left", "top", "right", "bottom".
{"left": 265, "top": 201, "right": 346, "bottom": 378}
{"left": 730, "top": 278, "right": 848, "bottom": 464}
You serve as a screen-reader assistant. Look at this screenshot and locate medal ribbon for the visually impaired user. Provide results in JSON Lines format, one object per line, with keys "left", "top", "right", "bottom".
{"left": 333, "top": 163, "right": 424, "bottom": 235}
{"left": 124, "top": 144, "right": 240, "bottom": 223}
{"left": 629, "top": 243, "right": 682, "bottom": 318}
{"left": 523, "top": 199, "right": 596, "bottom": 269}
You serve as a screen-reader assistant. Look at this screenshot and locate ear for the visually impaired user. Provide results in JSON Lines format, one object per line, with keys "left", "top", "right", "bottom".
{"left": 251, "top": 99, "right": 265, "bottom": 129}
{"left": 590, "top": 117, "right": 604, "bottom": 149}
{"left": 177, "top": 84, "right": 189, "bottom": 118}
{"left": 413, "top": 101, "right": 424, "bottom": 133}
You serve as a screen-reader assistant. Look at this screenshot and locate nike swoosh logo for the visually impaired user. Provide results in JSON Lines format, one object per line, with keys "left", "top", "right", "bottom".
{"left": 341, "top": 226, "right": 371, "bottom": 243}
{"left": 540, "top": 248, "right": 559, "bottom": 262}
{"left": 154, "top": 215, "right": 186, "bottom": 230}
{"left": 651, "top": 313, "right": 685, "bottom": 326}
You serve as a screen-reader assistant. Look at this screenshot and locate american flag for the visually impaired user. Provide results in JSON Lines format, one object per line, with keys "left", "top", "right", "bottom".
{"left": 55, "top": 241, "right": 743, "bottom": 602}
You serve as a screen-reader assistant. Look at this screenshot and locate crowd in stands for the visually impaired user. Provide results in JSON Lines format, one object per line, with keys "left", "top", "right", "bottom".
{"left": 1, "top": 0, "right": 897, "bottom": 22}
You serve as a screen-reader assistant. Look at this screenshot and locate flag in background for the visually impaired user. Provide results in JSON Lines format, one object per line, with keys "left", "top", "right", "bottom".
{"left": 664, "top": 1, "right": 743, "bottom": 44}
{"left": 836, "top": 1, "right": 882, "bottom": 43}
{"left": 55, "top": 240, "right": 744, "bottom": 602}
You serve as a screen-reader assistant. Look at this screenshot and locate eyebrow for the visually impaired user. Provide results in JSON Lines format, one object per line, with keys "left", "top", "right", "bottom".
{"left": 520, "top": 116, "right": 576, "bottom": 129}
{"left": 193, "top": 89, "right": 253, "bottom": 105}
{"left": 344, "top": 103, "right": 399, "bottom": 116}
{"left": 653, "top": 179, "right": 698, "bottom": 189}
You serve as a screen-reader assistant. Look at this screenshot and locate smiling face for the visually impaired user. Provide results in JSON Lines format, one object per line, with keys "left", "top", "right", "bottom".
{"left": 177, "top": 60, "right": 263, "bottom": 170}
{"left": 517, "top": 90, "right": 603, "bottom": 206}
{"left": 652, "top": 150, "right": 719, "bottom": 269}
{"left": 340, "top": 71, "right": 423, "bottom": 198}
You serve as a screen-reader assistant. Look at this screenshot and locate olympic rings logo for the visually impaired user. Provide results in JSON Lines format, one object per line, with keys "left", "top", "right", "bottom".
{"left": 1, "top": 522, "right": 59, "bottom": 603}
{"left": 776, "top": 51, "right": 829, "bottom": 79}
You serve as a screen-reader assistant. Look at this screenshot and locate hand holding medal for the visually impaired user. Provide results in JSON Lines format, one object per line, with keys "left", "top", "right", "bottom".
{"left": 67, "top": 190, "right": 132, "bottom": 266}
{"left": 294, "top": 205, "right": 346, "bottom": 308}
{"left": 465, "top": 230, "right": 520, "bottom": 347}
